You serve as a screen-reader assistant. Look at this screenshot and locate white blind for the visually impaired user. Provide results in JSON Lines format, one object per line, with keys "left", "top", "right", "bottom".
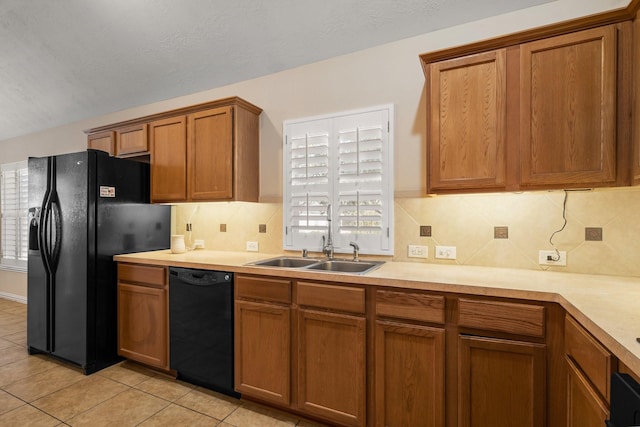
{"left": 1, "top": 161, "right": 28, "bottom": 270}
{"left": 283, "top": 106, "right": 394, "bottom": 255}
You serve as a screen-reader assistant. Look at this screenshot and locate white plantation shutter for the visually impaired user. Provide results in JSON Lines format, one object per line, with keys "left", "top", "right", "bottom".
{"left": 1, "top": 161, "right": 28, "bottom": 270}
{"left": 284, "top": 118, "right": 332, "bottom": 250}
{"left": 284, "top": 106, "right": 393, "bottom": 255}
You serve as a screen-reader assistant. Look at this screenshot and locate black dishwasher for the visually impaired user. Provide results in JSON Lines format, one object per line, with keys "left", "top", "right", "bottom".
{"left": 169, "top": 267, "right": 239, "bottom": 397}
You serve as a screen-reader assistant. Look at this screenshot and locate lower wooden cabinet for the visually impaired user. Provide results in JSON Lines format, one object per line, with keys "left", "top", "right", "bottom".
{"left": 234, "top": 299, "right": 291, "bottom": 405}
{"left": 564, "top": 315, "right": 612, "bottom": 426}
{"left": 374, "top": 321, "right": 445, "bottom": 427}
{"left": 566, "top": 357, "right": 609, "bottom": 427}
{"left": 297, "top": 308, "right": 366, "bottom": 427}
{"left": 458, "top": 335, "right": 546, "bottom": 427}
{"left": 116, "top": 263, "right": 168, "bottom": 370}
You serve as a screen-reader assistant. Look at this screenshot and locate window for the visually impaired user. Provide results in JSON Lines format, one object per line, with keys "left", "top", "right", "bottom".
{"left": 1, "top": 161, "right": 28, "bottom": 271}
{"left": 283, "top": 105, "right": 394, "bottom": 255}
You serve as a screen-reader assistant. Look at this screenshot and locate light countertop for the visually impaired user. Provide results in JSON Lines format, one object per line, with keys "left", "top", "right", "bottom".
{"left": 114, "top": 249, "right": 640, "bottom": 377}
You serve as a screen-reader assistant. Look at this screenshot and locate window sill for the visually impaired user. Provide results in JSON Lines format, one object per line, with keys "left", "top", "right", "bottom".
{"left": 0, "top": 265, "right": 27, "bottom": 273}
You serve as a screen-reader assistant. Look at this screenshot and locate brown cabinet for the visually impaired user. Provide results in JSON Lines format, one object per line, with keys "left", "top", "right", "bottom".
{"left": 374, "top": 290, "right": 445, "bottom": 427}
{"left": 428, "top": 49, "right": 508, "bottom": 192}
{"left": 458, "top": 335, "right": 546, "bottom": 427}
{"left": 519, "top": 26, "right": 617, "bottom": 188}
{"left": 296, "top": 282, "right": 366, "bottom": 427}
{"left": 151, "top": 101, "right": 260, "bottom": 203}
{"left": 116, "top": 123, "right": 149, "bottom": 157}
{"left": 457, "top": 298, "right": 547, "bottom": 427}
{"left": 150, "top": 115, "right": 188, "bottom": 202}
{"left": 423, "top": 23, "right": 632, "bottom": 194}
{"left": 116, "top": 263, "right": 168, "bottom": 370}
{"left": 84, "top": 97, "right": 262, "bottom": 203}
{"left": 87, "top": 131, "right": 115, "bottom": 156}
{"left": 234, "top": 275, "right": 292, "bottom": 406}
{"left": 564, "top": 315, "right": 612, "bottom": 426}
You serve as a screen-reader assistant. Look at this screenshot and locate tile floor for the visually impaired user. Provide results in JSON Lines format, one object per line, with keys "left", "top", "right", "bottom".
{"left": 0, "top": 298, "right": 328, "bottom": 426}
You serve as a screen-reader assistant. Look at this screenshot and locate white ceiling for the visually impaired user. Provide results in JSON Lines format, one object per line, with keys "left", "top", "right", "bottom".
{"left": 0, "top": 0, "right": 552, "bottom": 141}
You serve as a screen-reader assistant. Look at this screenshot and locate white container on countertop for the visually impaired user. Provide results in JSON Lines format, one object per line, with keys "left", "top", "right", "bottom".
{"left": 171, "top": 235, "right": 186, "bottom": 254}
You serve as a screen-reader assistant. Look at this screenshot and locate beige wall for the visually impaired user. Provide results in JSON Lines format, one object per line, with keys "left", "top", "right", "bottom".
{"left": 0, "top": 0, "right": 631, "bottom": 299}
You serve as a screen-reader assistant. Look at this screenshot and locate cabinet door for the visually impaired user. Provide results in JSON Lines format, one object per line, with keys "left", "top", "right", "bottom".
{"left": 428, "top": 49, "right": 507, "bottom": 192}
{"left": 188, "top": 106, "right": 234, "bottom": 200}
{"left": 116, "top": 123, "right": 148, "bottom": 157}
{"left": 520, "top": 26, "right": 617, "bottom": 187}
{"left": 235, "top": 300, "right": 291, "bottom": 406}
{"left": 566, "top": 357, "right": 609, "bottom": 427}
{"left": 375, "top": 321, "right": 445, "bottom": 427}
{"left": 88, "top": 131, "right": 115, "bottom": 156}
{"left": 458, "top": 335, "right": 546, "bottom": 427}
{"left": 297, "top": 309, "right": 366, "bottom": 427}
{"left": 117, "top": 282, "right": 168, "bottom": 369}
{"left": 150, "top": 116, "right": 187, "bottom": 202}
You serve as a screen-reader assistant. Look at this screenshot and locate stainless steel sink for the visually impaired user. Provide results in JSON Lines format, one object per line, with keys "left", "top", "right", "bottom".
{"left": 306, "top": 260, "right": 384, "bottom": 274}
{"left": 249, "top": 256, "right": 321, "bottom": 268}
{"left": 246, "top": 256, "right": 384, "bottom": 275}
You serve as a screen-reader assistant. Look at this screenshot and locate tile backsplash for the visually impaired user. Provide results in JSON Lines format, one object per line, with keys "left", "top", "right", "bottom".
{"left": 174, "top": 186, "right": 640, "bottom": 277}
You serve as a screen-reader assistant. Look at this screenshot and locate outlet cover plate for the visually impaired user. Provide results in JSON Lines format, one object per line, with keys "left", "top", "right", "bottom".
{"left": 538, "top": 250, "right": 567, "bottom": 266}
{"left": 246, "top": 241, "right": 259, "bottom": 252}
{"left": 435, "top": 245, "right": 456, "bottom": 260}
{"left": 408, "top": 245, "right": 428, "bottom": 258}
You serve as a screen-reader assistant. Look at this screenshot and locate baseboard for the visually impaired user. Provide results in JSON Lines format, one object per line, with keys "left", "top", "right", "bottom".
{"left": 0, "top": 292, "right": 27, "bottom": 304}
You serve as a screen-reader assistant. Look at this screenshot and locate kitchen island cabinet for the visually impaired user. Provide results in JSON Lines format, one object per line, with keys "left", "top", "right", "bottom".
{"left": 116, "top": 263, "right": 169, "bottom": 370}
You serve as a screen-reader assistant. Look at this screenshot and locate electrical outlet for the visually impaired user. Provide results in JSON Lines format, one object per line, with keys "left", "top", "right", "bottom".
{"left": 435, "top": 245, "right": 456, "bottom": 260}
{"left": 193, "top": 239, "right": 205, "bottom": 249}
{"left": 538, "top": 250, "right": 567, "bottom": 266}
{"left": 408, "top": 245, "right": 428, "bottom": 259}
{"left": 246, "top": 241, "right": 259, "bottom": 252}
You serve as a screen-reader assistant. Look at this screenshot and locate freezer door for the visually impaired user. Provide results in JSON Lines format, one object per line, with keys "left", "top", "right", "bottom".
{"left": 27, "top": 156, "right": 51, "bottom": 353}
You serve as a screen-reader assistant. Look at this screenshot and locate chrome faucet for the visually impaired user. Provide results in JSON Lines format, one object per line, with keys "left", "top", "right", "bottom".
{"left": 349, "top": 241, "right": 360, "bottom": 262}
{"left": 322, "top": 203, "right": 334, "bottom": 259}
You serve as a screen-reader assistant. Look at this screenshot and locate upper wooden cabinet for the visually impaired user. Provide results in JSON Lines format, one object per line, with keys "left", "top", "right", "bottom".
{"left": 519, "top": 26, "right": 617, "bottom": 188}
{"left": 87, "top": 131, "right": 115, "bottom": 156}
{"left": 85, "top": 97, "right": 262, "bottom": 203}
{"left": 422, "top": 22, "right": 633, "bottom": 194}
{"left": 116, "top": 123, "right": 149, "bottom": 157}
{"left": 428, "top": 49, "right": 508, "bottom": 192}
{"left": 150, "top": 116, "right": 188, "bottom": 202}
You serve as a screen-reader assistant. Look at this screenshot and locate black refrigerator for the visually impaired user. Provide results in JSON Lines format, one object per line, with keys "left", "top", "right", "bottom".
{"left": 27, "top": 149, "right": 170, "bottom": 374}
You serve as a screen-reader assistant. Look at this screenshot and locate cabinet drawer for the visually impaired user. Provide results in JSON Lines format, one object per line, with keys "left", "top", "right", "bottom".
{"left": 565, "top": 315, "right": 611, "bottom": 401}
{"left": 458, "top": 298, "right": 545, "bottom": 337}
{"left": 376, "top": 290, "right": 445, "bottom": 324}
{"left": 236, "top": 275, "right": 292, "bottom": 304}
{"left": 297, "top": 282, "right": 365, "bottom": 314}
{"left": 118, "top": 263, "right": 165, "bottom": 288}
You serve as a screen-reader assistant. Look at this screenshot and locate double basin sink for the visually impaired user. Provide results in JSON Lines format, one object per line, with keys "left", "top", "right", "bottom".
{"left": 247, "top": 256, "right": 384, "bottom": 275}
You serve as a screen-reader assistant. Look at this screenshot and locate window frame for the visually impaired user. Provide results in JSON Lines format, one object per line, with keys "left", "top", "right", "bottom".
{"left": 282, "top": 105, "right": 394, "bottom": 256}
{"left": 1, "top": 160, "right": 29, "bottom": 272}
